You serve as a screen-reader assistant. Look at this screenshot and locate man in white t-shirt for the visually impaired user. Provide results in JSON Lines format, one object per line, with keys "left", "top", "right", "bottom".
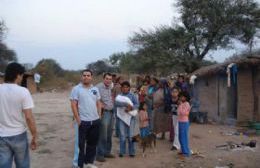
{"left": 0, "top": 62, "right": 38, "bottom": 168}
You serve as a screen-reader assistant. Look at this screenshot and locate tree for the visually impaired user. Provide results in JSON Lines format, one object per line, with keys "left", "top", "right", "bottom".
{"left": 0, "top": 20, "right": 17, "bottom": 72}
{"left": 178, "top": 0, "right": 260, "bottom": 60}
{"left": 128, "top": 0, "right": 260, "bottom": 73}
{"left": 34, "top": 58, "right": 64, "bottom": 77}
{"left": 0, "top": 43, "right": 17, "bottom": 72}
{"left": 0, "top": 20, "right": 6, "bottom": 41}
{"left": 86, "top": 59, "right": 118, "bottom": 75}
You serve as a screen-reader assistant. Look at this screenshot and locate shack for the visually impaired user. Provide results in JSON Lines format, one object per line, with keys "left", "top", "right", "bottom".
{"left": 190, "top": 56, "right": 260, "bottom": 124}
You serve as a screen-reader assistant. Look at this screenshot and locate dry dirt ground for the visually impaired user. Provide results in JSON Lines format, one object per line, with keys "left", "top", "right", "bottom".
{"left": 29, "top": 91, "right": 260, "bottom": 168}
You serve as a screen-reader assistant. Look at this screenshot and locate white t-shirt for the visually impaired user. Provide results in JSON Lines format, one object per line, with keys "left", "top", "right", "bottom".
{"left": 0, "top": 83, "right": 34, "bottom": 137}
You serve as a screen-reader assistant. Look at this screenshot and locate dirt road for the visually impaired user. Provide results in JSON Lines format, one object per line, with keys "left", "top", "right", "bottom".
{"left": 30, "top": 92, "right": 260, "bottom": 168}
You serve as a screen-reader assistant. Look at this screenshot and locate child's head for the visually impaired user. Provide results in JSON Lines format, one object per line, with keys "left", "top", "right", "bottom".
{"left": 121, "top": 81, "right": 130, "bottom": 94}
{"left": 179, "top": 91, "right": 190, "bottom": 102}
{"left": 139, "top": 102, "right": 147, "bottom": 111}
{"left": 171, "top": 87, "right": 180, "bottom": 98}
{"left": 178, "top": 75, "right": 184, "bottom": 83}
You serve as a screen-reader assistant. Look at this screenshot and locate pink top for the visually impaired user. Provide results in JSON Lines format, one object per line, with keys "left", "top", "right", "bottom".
{"left": 139, "top": 110, "right": 149, "bottom": 128}
{"left": 177, "top": 102, "right": 191, "bottom": 122}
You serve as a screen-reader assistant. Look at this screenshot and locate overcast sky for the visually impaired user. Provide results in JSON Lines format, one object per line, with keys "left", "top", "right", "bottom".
{"left": 0, "top": 0, "right": 259, "bottom": 70}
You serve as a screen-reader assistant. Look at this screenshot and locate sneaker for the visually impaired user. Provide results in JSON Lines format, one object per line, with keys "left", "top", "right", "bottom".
{"left": 85, "top": 164, "right": 98, "bottom": 168}
{"left": 104, "top": 153, "right": 115, "bottom": 158}
{"left": 96, "top": 156, "right": 106, "bottom": 162}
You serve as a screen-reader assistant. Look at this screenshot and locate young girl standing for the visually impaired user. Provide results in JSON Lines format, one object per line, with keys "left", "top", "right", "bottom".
{"left": 178, "top": 91, "right": 191, "bottom": 157}
{"left": 139, "top": 102, "right": 150, "bottom": 138}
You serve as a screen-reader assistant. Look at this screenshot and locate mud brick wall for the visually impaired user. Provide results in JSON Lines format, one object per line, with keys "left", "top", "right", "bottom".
{"left": 197, "top": 76, "right": 219, "bottom": 121}
{"left": 237, "top": 69, "right": 254, "bottom": 122}
{"left": 254, "top": 67, "right": 260, "bottom": 121}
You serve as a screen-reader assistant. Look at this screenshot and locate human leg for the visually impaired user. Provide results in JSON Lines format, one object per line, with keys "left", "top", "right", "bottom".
{"left": 73, "top": 122, "right": 79, "bottom": 167}
{"left": 0, "top": 136, "right": 14, "bottom": 168}
{"left": 12, "top": 132, "right": 30, "bottom": 168}
{"left": 85, "top": 121, "right": 100, "bottom": 164}
{"left": 172, "top": 115, "right": 180, "bottom": 150}
{"left": 119, "top": 119, "right": 127, "bottom": 156}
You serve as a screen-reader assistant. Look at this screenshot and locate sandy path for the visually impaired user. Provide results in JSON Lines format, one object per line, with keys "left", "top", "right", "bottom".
{"left": 30, "top": 92, "right": 260, "bottom": 168}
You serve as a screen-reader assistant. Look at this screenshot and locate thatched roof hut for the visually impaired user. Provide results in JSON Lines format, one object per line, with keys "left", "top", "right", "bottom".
{"left": 191, "top": 57, "right": 260, "bottom": 77}
{"left": 190, "top": 56, "right": 260, "bottom": 124}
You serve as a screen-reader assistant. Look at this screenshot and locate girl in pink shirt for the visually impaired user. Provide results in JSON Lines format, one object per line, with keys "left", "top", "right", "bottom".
{"left": 178, "top": 91, "right": 191, "bottom": 157}
{"left": 139, "top": 102, "right": 150, "bottom": 138}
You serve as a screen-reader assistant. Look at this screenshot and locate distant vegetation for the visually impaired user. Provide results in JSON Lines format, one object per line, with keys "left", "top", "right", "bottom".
{"left": 1, "top": 0, "right": 259, "bottom": 89}
{"left": 33, "top": 59, "right": 80, "bottom": 90}
{"left": 0, "top": 21, "right": 17, "bottom": 72}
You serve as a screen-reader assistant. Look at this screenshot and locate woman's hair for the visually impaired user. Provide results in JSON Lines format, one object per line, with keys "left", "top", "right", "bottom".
{"left": 159, "top": 78, "right": 172, "bottom": 112}
{"left": 116, "top": 76, "right": 121, "bottom": 83}
{"left": 144, "top": 75, "right": 151, "bottom": 84}
{"left": 151, "top": 77, "right": 159, "bottom": 84}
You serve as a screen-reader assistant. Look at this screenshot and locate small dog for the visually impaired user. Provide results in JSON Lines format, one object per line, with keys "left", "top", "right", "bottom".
{"left": 132, "top": 133, "right": 157, "bottom": 157}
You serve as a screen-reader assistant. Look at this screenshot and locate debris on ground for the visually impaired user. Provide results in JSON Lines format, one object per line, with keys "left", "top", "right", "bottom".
{"left": 215, "top": 163, "right": 234, "bottom": 168}
{"left": 220, "top": 131, "right": 241, "bottom": 136}
{"left": 216, "top": 140, "right": 257, "bottom": 151}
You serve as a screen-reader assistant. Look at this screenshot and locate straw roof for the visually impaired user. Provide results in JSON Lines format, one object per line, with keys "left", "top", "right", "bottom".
{"left": 191, "top": 56, "right": 260, "bottom": 77}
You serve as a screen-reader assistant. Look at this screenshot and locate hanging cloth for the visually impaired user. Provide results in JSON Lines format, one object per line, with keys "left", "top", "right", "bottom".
{"left": 226, "top": 63, "right": 235, "bottom": 87}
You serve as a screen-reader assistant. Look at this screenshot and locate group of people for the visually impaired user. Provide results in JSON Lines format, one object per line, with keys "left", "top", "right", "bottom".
{"left": 70, "top": 71, "right": 192, "bottom": 168}
{"left": 70, "top": 71, "right": 140, "bottom": 168}
{"left": 0, "top": 62, "right": 192, "bottom": 168}
{"left": 136, "top": 75, "right": 191, "bottom": 154}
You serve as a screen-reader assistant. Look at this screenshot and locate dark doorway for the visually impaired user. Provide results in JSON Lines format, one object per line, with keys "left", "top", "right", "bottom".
{"left": 227, "top": 69, "right": 238, "bottom": 119}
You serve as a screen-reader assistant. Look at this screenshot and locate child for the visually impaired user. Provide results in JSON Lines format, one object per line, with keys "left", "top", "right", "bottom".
{"left": 115, "top": 81, "right": 139, "bottom": 158}
{"left": 178, "top": 91, "right": 191, "bottom": 157}
{"left": 139, "top": 102, "right": 150, "bottom": 138}
{"left": 171, "top": 87, "right": 181, "bottom": 151}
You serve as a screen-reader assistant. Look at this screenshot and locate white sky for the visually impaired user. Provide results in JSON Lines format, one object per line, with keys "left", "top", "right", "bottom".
{"left": 0, "top": 0, "right": 259, "bottom": 70}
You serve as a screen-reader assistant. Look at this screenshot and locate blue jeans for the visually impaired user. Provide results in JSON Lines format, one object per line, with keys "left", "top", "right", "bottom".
{"left": 147, "top": 104, "right": 153, "bottom": 131}
{"left": 140, "top": 127, "right": 150, "bottom": 138}
{"left": 114, "top": 108, "right": 120, "bottom": 137}
{"left": 119, "top": 118, "right": 136, "bottom": 156}
{"left": 97, "top": 111, "right": 114, "bottom": 157}
{"left": 0, "top": 132, "right": 30, "bottom": 168}
{"left": 179, "top": 122, "right": 191, "bottom": 157}
{"left": 72, "top": 122, "right": 79, "bottom": 167}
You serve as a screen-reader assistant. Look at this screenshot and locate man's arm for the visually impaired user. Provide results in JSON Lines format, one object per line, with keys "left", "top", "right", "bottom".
{"left": 71, "top": 100, "right": 81, "bottom": 125}
{"left": 115, "top": 101, "right": 128, "bottom": 108}
{"left": 23, "top": 109, "right": 37, "bottom": 150}
{"left": 96, "top": 100, "right": 102, "bottom": 118}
